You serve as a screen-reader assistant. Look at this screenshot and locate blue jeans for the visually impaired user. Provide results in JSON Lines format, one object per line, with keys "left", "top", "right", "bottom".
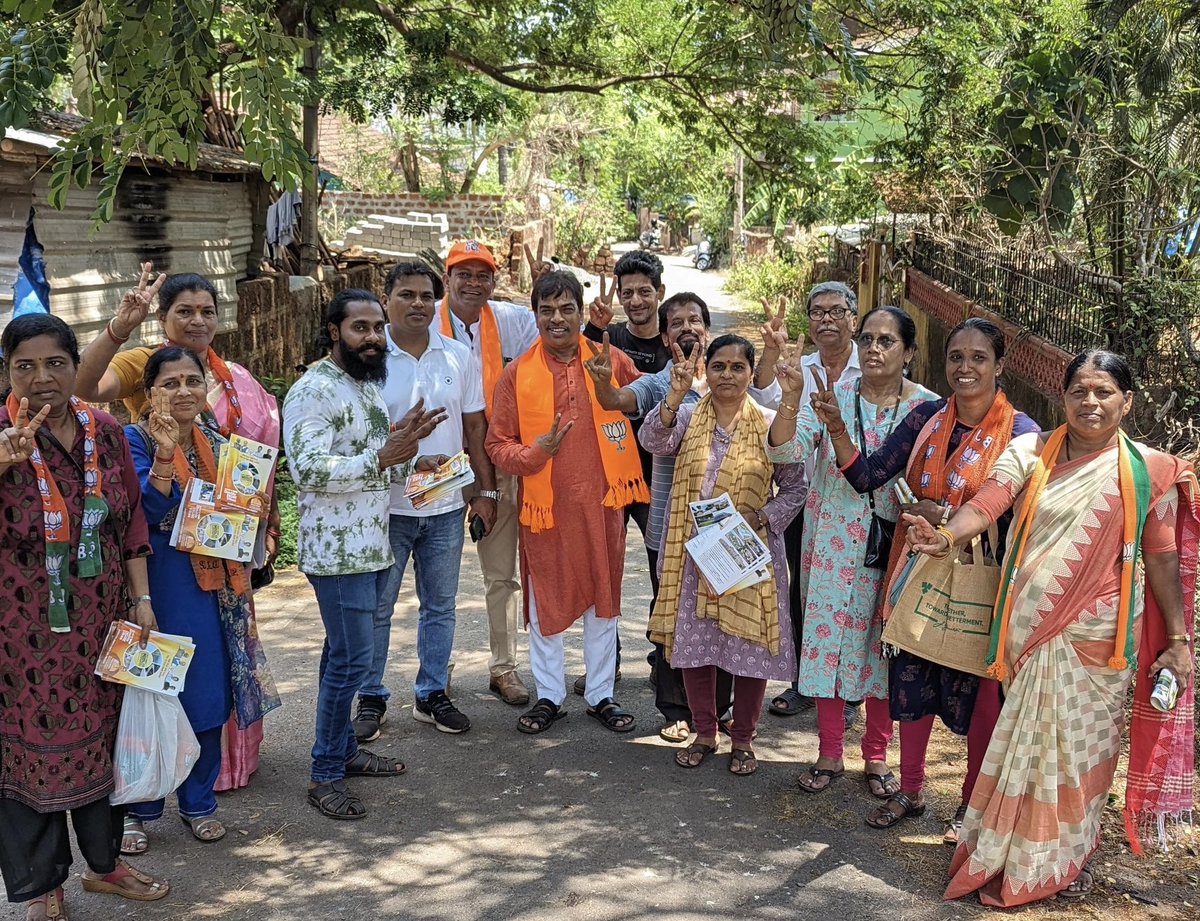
{"left": 361, "top": 510, "right": 465, "bottom": 702}
{"left": 128, "top": 725, "right": 223, "bottom": 822}
{"left": 307, "top": 569, "right": 391, "bottom": 784}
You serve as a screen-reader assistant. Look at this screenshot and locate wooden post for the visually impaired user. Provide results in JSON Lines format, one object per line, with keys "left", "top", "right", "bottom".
{"left": 733, "top": 151, "right": 744, "bottom": 263}
{"left": 298, "top": 22, "right": 321, "bottom": 278}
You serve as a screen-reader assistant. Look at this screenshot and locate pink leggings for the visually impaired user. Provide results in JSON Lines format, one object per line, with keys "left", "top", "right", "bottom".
{"left": 897, "top": 678, "right": 1003, "bottom": 798}
{"left": 680, "top": 666, "right": 767, "bottom": 748}
{"left": 815, "top": 697, "right": 892, "bottom": 762}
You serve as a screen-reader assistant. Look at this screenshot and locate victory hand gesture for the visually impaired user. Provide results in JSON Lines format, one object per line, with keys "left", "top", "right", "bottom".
{"left": 0, "top": 398, "right": 50, "bottom": 465}
{"left": 760, "top": 296, "right": 790, "bottom": 352}
{"left": 523, "top": 239, "right": 552, "bottom": 289}
{"left": 588, "top": 274, "right": 616, "bottom": 329}
{"left": 112, "top": 262, "right": 166, "bottom": 340}
{"left": 147, "top": 387, "right": 181, "bottom": 456}
{"left": 668, "top": 340, "right": 698, "bottom": 398}
{"left": 536, "top": 413, "right": 574, "bottom": 457}
{"left": 382, "top": 397, "right": 449, "bottom": 468}
{"left": 584, "top": 331, "right": 614, "bottom": 387}
{"left": 808, "top": 368, "right": 844, "bottom": 429}
{"left": 775, "top": 343, "right": 806, "bottom": 398}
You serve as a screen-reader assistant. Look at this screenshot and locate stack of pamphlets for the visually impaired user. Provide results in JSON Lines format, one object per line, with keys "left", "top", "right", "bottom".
{"left": 685, "top": 494, "right": 772, "bottom": 597}
{"left": 403, "top": 452, "right": 475, "bottom": 509}
{"left": 95, "top": 620, "right": 195, "bottom": 697}
{"left": 169, "top": 434, "right": 278, "bottom": 563}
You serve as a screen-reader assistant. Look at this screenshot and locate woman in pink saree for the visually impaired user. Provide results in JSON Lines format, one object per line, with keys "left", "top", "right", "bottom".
{"left": 75, "top": 267, "right": 282, "bottom": 841}
{"left": 905, "top": 350, "right": 1196, "bottom": 907}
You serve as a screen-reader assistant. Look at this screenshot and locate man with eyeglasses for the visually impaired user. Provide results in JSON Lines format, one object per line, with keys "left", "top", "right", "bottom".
{"left": 437, "top": 240, "right": 539, "bottom": 707}
{"left": 753, "top": 281, "right": 862, "bottom": 721}
{"left": 351, "top": 262, "right": 495, "bottom": 743}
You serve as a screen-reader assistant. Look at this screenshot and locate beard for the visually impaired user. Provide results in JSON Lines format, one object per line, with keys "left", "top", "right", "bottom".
{"left": 337, "top": 342, "right": 388, "bottom": 384}
{"left": 676, "top": 333, "right": 702, "bottom": 360}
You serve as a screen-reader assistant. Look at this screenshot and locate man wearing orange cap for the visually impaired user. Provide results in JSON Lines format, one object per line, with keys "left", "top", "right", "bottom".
{"left": 438, "top": 240, "right": 538, "bottom": 705}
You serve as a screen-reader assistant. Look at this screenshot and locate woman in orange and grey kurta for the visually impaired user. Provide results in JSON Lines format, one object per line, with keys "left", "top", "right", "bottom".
{"left": 486, "top": 270, "right": 648, "bottom": 736}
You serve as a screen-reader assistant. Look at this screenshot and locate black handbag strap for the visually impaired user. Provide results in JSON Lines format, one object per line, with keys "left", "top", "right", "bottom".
{"left": 854, "top": 379, "right": 902, "bottom": 514}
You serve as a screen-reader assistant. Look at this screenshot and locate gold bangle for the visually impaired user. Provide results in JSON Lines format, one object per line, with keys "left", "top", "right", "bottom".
{"left": 1166, "top": 633, "right": 1191, "bottom": 643}
{"left": 149, "top": 471, "right": 173, "bottom": 483}
{"left": 931, "top": 525, "right": 955, "bottom": 557}
{"left": 777, "top": 403, "right": 799, "bottom": 419}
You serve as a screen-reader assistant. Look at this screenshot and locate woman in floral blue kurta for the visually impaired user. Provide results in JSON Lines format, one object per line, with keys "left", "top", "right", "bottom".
{"left": 767, "top": 306, "right": 937, "bottom": 795}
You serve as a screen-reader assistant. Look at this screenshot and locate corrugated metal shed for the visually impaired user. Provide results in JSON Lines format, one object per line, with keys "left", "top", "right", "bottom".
{"left": 1, "top": 115, "right": 257, "bottom": 347}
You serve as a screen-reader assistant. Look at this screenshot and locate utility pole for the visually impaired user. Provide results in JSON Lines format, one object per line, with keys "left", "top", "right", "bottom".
{"left": 299, "top": 12, "right": 321, "bottom": 278}
{"left": 733, "top": 150, "right": 745, "bottom": 262}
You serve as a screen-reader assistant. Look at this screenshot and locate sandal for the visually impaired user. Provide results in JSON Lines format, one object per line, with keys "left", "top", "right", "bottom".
{"left": 344, "top": 748, "right": 406, "bottom": 777}
{"left": 181, "top": 815, "right": 226, "bottom": 843}
{"left": 798, "top": 765, "right": 845, "bottom": 794}
{"left": 120, "top": 815, "right": 148, "bottom": 856}
{"left": 769, "top": 688, "right": 812, "bottom": 716}
{"left": 943, "top": 803, "right": 968, "bottom": 846}
{"left": 717, "top": 718, "right": 759, "bottom": 741}
{"left": 586, "top": 696, "right": 636, "bottom": 733}
{"left": 659, "top": 720, "right": 691, "bottom": 744}
{"left": 307, "top": 779, "right": 367, "bottom": 820}
{"left": 518, "top": 698, "right": 566, "bottom": 734}
{"left": 729, "top": 749, "right": 758, "bottom": 776}
{"left": 675, "top": 741, "right": 718, "bottom": 768}
{"left": 865, "top": 791, "right": 927, "bottom": 829}
{"left": 81, "top": 861, "right": 169, "bottom": 901}
{"left": 25, "top": 887, "right": 67, "bottom": 921}
{"left": 865, "top": 768, "right": 900, "bottom": 799}
{"left": 1059, "top": 863, "right": 1095, "bottom": 900}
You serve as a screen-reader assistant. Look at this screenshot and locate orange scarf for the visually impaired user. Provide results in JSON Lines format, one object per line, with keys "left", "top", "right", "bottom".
{"left": 159, "top": 342, "right": 242, "bottom": 437}
{"left": 909, "top": 392, "right": 1015, "bottom": 508}
{"left": 170, "top": 424, "right": 250, "bottom": 596}
{"left": 440, "top": 303, "right": 501, "bottom": 419}
{"left": 513, "top": 336, "right": 648, "bottom": 533}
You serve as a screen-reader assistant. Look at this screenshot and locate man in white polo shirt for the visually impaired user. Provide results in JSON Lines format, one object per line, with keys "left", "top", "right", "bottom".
{"left": 352, "top": 262, "right": 495, "bottom": 739}
{"left": 437, "top": 240, "right": 539, "bottom": 706}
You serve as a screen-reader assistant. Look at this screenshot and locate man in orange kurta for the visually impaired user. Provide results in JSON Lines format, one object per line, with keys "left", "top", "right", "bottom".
{"left": 486, "top": 271, "right": 646, "bottom": 734}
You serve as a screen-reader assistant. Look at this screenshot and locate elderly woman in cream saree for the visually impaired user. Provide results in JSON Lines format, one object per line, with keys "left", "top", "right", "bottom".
{"left": 905, "top": 351, "right": 1197, "bottom": 907}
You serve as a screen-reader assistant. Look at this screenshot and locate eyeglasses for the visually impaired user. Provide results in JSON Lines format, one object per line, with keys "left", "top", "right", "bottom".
{"left": 857, "top": 333, "right": 900, "bottom": 351}
{"left": 808, "top": 306, "right": 849, "bottom": 320}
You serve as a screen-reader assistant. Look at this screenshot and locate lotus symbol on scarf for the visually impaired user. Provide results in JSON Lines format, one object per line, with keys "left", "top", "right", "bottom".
{"left": 46, "top": 554, "right": 63, "bottom": 577}
{"left": 601, "top": 419, "right": 629, "bottom": 451}
{"left": 85, "top": 469, "right": 99, "bottom": 489}
{"left": 83, "top": 436, "right": 95, "bottom": 454}
{"left": 37, "top": 477, "right": 51, "bottom": 497}
{"left": 82, "top": 507, "right": 104, "bottom": 529}
{"left": 46, "top": 510, "right": 63, "bottom": 531}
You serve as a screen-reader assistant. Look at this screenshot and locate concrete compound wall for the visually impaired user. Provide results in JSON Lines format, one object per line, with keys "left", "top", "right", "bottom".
{"left": 322, "top": 192, "right": 505, "bottom": 239}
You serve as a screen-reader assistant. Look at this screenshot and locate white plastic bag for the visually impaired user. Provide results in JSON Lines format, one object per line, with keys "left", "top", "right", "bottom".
{"left": 111, "top": 687, "right": 202, "bottom": 805}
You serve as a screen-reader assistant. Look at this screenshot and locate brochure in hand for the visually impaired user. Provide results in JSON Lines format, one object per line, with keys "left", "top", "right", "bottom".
{"left": 169, "top": 477, "right": 258, "bottom": 562}
{"left": 403, "top": 451, "right": 475, "bottom": 509}
{"left": 685, "top": 494, "right": 772, "bottom": 596}
{"left": 214, "top": 434, "right": 278, "bottom": 516}
{"left": 95, "top": 620, "right": 196, "bottom": 697}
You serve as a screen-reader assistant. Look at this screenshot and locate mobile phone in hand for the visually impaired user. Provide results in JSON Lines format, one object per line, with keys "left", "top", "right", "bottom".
{"left": 469, "top": 514, "right": 486, "bottom": 543}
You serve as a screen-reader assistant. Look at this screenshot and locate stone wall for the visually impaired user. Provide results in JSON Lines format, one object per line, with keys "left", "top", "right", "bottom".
{"left": 902, "top": 267, "right": 1069, "bottom": 430}
{"left": 322, "top": 192, "right": 505, "bottom": 238}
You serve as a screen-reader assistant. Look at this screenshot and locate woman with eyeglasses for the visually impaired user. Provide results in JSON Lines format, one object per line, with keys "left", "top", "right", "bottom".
{"left": 767, "top": 306, "right": 938, "bottom": 799}
{"left": 815, "top": 317, "right": 1040, "bottom": 835}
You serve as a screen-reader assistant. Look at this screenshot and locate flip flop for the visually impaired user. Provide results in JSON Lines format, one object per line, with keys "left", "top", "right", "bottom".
{"left": 865, "top": 771, "right": 899, "bottom": 799}
{"left": 675, "top": 741, "right": 718, "bottom": 768}
{"left": 729, "top": 749, "right": 758, "bottom": 776}
{"left": 769, "top": 688, "right": 812, "bottom": 716}
{"left": 798, "top": 765, "right": 844, "bottom": 794}
{"left": 865, "top": 792, "right": 926, "bottom": 829}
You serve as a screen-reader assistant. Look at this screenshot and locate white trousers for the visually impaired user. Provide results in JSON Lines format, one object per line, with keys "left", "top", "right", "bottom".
{"left": 527, "top": 594, "right": 618, "bottom": 708}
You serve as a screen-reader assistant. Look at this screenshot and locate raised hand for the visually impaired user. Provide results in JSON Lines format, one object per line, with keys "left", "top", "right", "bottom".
{"left": 903, "top": 512, "right": 949, "bottom": 555}
{"left": 760, "top": 296, "right": 790, "bottom": 352}
{"left": 808, "top": 368, "right": 844, "bottom": 429}
{"left": 775, "top": 344, "right": 805, "bottom": 398}
{"left": 588, "top": 274, "right": 616, "bottom": 329}
{"left": 536, "top": 412, "right": 574, "bottom": 457}
{"left": 668, "top": 340, "right": 698, "bottom": 398}
{"left": 584, "top": 331, "right": 614, "bottom": 387}
{"left": 147, "top": 387, "right": 181, "bottom": 456}
{"left": 0, "top": 397, "right": 50, "bottom": 465}
{"left": 523, "top": 239, "right": 552, "bottom": 288}
{"left": 112, "top": 262, "right": 166, "bottom": 340}
{"left": 381, "top": 398, "right": 449, "bottom": 468}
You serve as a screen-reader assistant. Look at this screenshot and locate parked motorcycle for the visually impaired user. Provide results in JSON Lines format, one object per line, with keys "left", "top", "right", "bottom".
{"left": 693, "top": 238, "right": 713, "bottom": 271}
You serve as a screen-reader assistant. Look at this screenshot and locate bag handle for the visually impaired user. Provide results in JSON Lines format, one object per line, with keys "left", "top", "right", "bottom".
{"left": 966, "top": 523, "right": 1002, "bottom": 566}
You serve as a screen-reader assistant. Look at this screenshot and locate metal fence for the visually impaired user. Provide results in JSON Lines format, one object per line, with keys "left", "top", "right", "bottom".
{"left": 907, "top": 232, "right": 1200, "bottom": 454}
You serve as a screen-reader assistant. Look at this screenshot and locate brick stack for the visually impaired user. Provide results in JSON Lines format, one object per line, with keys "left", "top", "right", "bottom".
{"left": 591, "top": 244, "right": 615, "bottom": 276}
{"left": 322, "top": 192, "right": 504, "bottom": 239}
{"left": 331, "top": 212, "right": 450, "bottom": 258}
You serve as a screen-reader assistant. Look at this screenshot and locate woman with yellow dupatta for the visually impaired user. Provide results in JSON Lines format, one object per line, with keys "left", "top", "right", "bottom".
{"left": 906, "top": 350, "right": 1197, "bottom": 907}
{"left": 641, "top": 334, "right": 804, "bottom": 776}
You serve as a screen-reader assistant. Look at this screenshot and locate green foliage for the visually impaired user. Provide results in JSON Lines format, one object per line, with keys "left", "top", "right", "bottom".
{"left": 550, "top": 191, "right": 629, "bottom": 262}
{"left": 725, "top": 253, "right": 813, "bottom": 337}
{"left": 273, "top": 461, "right": 298, "bottom": 569}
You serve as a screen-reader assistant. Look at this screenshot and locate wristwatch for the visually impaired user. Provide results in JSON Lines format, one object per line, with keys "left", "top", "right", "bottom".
{"left": 476, "top": 490, "right": 501, "bottom": 501}
{"left": 133, "top": 594, "right": 153, "bottom": 605}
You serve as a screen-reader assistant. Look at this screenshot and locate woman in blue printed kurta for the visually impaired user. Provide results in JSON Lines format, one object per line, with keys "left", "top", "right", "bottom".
{"left": 767, "top": 307, "right": 937, "bottom": 796}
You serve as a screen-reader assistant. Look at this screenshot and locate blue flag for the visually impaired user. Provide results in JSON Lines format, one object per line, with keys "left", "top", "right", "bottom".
{"left": 13, "top": 207, "right": 50, "bottom": 319}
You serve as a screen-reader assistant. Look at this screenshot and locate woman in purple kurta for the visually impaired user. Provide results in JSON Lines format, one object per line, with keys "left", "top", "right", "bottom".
{"left": 641, "top": 334, "right": 803, "bottom": 776}
{"left": 0, "top": 314, "right": 168, "bottom": 918}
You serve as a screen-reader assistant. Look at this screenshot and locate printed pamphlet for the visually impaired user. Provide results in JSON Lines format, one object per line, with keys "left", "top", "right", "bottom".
{"left": 95, "top": 620, "right": 195, "bottom": 696}
{"left": 170, "top": 477, "right": 257, "bottom": 562}
{"left": 403, "top": 452, "right": 476, "bottom": 509}
{"left": 685, "top": 496, "right": 771, "bottom": 596}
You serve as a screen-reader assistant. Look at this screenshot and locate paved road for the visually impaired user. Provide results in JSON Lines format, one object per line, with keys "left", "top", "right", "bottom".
{"left": 7, "top": 252, "right": 1180, "bottom": 921}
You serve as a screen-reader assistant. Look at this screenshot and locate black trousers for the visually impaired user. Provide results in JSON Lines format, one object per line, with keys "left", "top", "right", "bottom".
{"left": 0, "top": 797, "right": 123, "bottom": 903}
{"left": 784, "top": 510, "right": 806, "bottom": 688}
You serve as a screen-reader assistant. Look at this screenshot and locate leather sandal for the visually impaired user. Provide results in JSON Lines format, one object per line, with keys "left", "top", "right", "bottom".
{"left": 181, "top": 815, "right": 226, "bottom": 842}
{"left": 943, "top": 802, "right": 968, "bottom": 846}
{"left": 675, "top": 741, "right": 718, "bottom": 768}
{"left": 344, "top": 748, "right": 406, "bottom": 777}
{"left": 81, "top": 861, "right": 169, "bottom": 901}
{"left": 865, "top": 791, "right": 927, "bottom": 829}
{"left": 517, "top": 698, "right": 565, "bottom": 734}
{"left": 308, "top": 779, "right": 367, "bottom": 820}
{"left": 865, "top": 770, "right": 900, "bottom": 799}
{"left": 25, "top": 887, "right": 67, "bottom": 921}
{"left": 729, "top": 749, "right": 758, "bottom": 776}
{"left": 586, "top": 697, "right": 636, "bottom": 732}
{"left": 659, "top": 720, "right": 691, "bottom": 743}
{"left": 798, "top": 765, "right": 845, "bottom": 794}
{"left": 120, "top": 815, "right": 148, "bottom": 856}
